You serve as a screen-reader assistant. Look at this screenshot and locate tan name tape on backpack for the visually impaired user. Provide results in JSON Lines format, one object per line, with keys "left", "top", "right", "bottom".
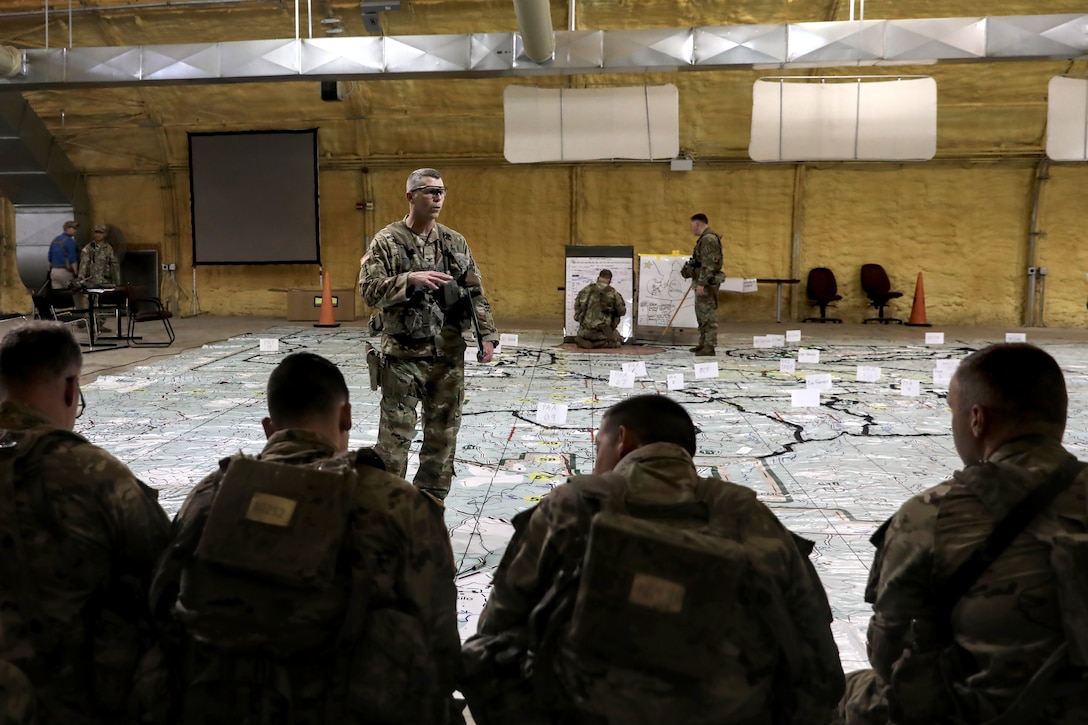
{"left": 245, "top": 493, "right": 298, "bottom": 527}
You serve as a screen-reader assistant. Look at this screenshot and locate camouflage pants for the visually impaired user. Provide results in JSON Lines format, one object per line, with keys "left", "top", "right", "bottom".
{"left": 575, "top": 326, "right": 621, "bottom": 349}
{"left": 694, "top": 286, "right": 718, "bottom": 348}
{"left": 377, "top": 354, "right": 464, "bottom": 499}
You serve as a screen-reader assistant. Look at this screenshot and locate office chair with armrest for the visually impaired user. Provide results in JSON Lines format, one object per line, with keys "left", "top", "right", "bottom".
{"left": 802, "top": 267, "right": 843, "bottom": 323}
{"left": 31, "top": 289, "right": 91, "bottom": 332}
{"left": 861, "top": 264, "right": 904, "bottom": 324}
{"left": 123, "top": 285, "right": 175, "bottom": 347}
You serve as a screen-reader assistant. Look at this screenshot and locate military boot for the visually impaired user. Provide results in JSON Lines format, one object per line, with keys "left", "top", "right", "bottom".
{"left": 695, "top": 346, "right": 716, "bottom": 356}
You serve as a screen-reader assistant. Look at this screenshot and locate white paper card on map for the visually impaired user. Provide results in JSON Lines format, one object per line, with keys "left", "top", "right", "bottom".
{"left": 667, "top": 373, "right": 684, "bottom": 391}
{"left": 786, "top": 329, "right": 802, "bottom": 342}
{"left": 767, "top": 334, "right": 786, "bottom": 347}
{"left": 925, "top": 332, "right": 945, "bottom": 345}
{"left": 737, "top": 446, "right": 753, "bottom": 455}
{"left": 753, "top": 335, "right": 774, "bottom": 348}
{"left": 694, "top": 362, "right": 719, "bottom": 379}
{"left": 900, "top": 378, "right": 921, "bottom": 396}
{"left": 609, "top": 370, "right": 635, "bottom": 388}
{"left": 792, "top": 389, "right": 820, "bottom": 407}
{"left": 933, "top": 371, "right": 953, "bottom": 387}
{"left": 464, "top": 348, "right": 478, "bottom": 362}
{"left": 536, "top": 402, "right": 568, "bottom": 425}
{"left": 798, "top": 348, "right": 821, "bottom": 364}
{"left": 857, "top": 365, "right": 882, "bottom": 383}
{"left": 935, "top": 359, "right": 961, "bottom": 375}
{"left": 780, "top": 358, "right": 796, "bottom": 374}
{"left": 1005, "top": 332, "right": 1027, "bottom": 343}
{"left": 259, "top": 338, "right": 279, "bottom": 352}
{"left": 499, "top": 333, "right": 519, "bottom": 347}
{"left": 806, "top": 373, "right": 833, "bottom": 391}
{"left": 622, "top": 361, "right": 647, "bottom": 377}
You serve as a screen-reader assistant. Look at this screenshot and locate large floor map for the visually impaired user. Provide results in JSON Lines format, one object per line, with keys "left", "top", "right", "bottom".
{"left": 78, "top": 325, "right": 1088, "bottom": 673}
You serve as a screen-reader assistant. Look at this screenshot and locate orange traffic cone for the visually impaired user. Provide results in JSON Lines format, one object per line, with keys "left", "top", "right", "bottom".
{"left": 904, "top": 272, "right": 931, "bottom": 327}
{"left": 314, "top": 270, "right": 340, "bottom": 328}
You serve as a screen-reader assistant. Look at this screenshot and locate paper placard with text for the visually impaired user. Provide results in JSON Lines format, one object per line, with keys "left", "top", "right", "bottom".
{"left": 780, "top": 358, "right": 796, "bottom": 374}
{"left": 806, "top": 373, "right": 833, "bottom": 391}
{"left": 667, "top": 373, "right": 684, "bottom": 391}
{"left": 499, "top": 333, "right": 519, "bottom": 347}
{"left": 536, "top": 402, "right": 568, "bottom": 425}
{"left": 694, "top": 362, "right": 719, "bottom": 379}
{"left": 791, "top": 389, "right": 820, "bottom": 407}
{"left": 900, "top": 379, "right": 921, "bottom": 396}
{"left": 925, "top": 332, "right": 945, "bottom": 345}
{"left": 856, "top": 366, "right": 882, "bottom": 383}
{"left": 786, "top": 329, "right": 802, "bottom": 343}
{"left": 259, "top": 338, "right": 280, "bottom": 352}
{"left": 798, "top": 348, "right": 821, "bottom": 364}
{"left": 622, "top": 361, "right": 648, "bottom": 377}
{"left": 609, "top": 370, "right": 635, "bottom": 388}
{"left": 1005, "top": 332, "right": 1027, "bottom": 343}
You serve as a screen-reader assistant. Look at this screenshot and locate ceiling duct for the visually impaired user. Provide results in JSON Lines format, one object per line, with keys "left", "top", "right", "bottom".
{"left": 0, "top": 45, "right": 23, "bottom": 78}
{"left": 0, "top": 15, "right": 1085, "bottom": 88}
{"left": 513, "top": 0, "right": 555, "bottom": 63}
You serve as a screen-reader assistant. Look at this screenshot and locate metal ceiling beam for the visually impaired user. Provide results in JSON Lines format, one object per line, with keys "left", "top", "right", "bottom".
{"left": 1, "top": 14, "right": 1086, "bottom": 89}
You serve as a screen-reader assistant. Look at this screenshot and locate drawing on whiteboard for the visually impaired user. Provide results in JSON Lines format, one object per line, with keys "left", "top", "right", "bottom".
{"left": 637, "top": 254, "right": 697, "bottom": 328}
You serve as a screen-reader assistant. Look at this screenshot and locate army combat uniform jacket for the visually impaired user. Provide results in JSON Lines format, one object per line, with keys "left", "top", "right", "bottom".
{"left": 78, "top": 241, "right": 120, "bottom": 288}
{"left": 574, "top": 282, "right": 626, "bottom": 336}
{"left": 691, "top": 228, "right": 724, "bottom": 288}
{"left": 151, "top": 429, "right": 463, "bottom": 724}
{"left": 0, "top": 400, "right": 170, "bottom": 725}
{"left": 856, "top": 435, "right": 1088, "bottom": 723}
{"left": 360, "top": 220, "right": 498, "bottom": 359}
{"left": 476, "top": 442, "right": 845, "bottom": 724}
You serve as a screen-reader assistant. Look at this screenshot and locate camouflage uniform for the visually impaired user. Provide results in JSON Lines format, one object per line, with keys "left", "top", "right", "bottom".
{"left": 690, "top": 228, "right": 723, "bottom": 351}
{"left": 77, "top": 241, "right": 119, "bottom": 288}
{"left": 151, "top": 429, "right": 463, "bottom": 725}
{"left": 360, "top": 220, "right": 498, "bottom": 499}
{"left": 0, "top": 660, "right": 36, "bottom": 725}
{"left": 469, "top": 442, "right": 845, "bottom": 725}
{"left": 0, "top": 400, "right": 171, "bottom": 725}
{"left": 838, "top": 435, "right": 1088, "bottom": 725}
{"left": 573, "top": 282, "right": 626, "bottom": 349}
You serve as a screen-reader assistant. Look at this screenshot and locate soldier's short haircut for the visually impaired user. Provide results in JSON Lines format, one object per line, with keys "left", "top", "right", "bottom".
{"left": 691, "top": 213, "right": 709, "bottom": 224}
{"left": 406, "top": 167, "right": 443, "bottom": 191}
{"left": 267, "top": 352, "right": 349, "bottom": 425}
{"left": 598, "top": 269, "right": 613, "bottom": 280}
{"left": 0, "top": 322, "right": 82, "bottom": 389}
{"left": 955, "top": 343, "right": 1067, "bottom": 426}
{"left": 602, "top": 394, "right": 697, "bottom": 456}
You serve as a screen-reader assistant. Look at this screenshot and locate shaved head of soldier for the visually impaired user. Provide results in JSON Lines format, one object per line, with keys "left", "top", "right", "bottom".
{"left": 594, "top": 395, "right": 697, "bottom": 474}
{"left": 263, "top": 352, "right": 352, "bottom": 451}
{"left": 949, "top": 343, "right": 1066, "bottom": 465}
{"left": 0, "top": 321, "right": 83, "bottom": 430}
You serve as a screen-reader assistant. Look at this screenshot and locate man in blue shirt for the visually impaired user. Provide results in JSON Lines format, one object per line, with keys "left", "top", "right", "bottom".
{"left": 47, "top": 220, "right": 81, "bottom": 293}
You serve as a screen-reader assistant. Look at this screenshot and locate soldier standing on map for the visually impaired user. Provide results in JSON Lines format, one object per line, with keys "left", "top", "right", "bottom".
{"left": 681, "top": 213, "right": 724, "bottom": 356}
{"left": 462, "top": 395, "right": 844, "bottom": 724}
{"left": 360, "top": 168, "right": 499, "bottom": 500}
{"left": 573, "top": 269, "right": 626, "bottom": 349}
{"left": 78, "top": 224, "right": 121, "bottom": 334}
{"left": 837, "top": 343, "right": 1088, "bottom": 725}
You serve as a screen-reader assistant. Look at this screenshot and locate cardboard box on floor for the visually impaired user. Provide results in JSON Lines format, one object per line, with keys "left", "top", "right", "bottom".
{"left": 286, "top": 288, "right": 356, "bottom": 322}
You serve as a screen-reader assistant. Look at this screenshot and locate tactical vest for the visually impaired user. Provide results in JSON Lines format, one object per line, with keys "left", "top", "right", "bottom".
{"left": 531, "top": 474, "right": 802, "bottom": 725}
{"left": 579, "top": 285, "right": 617, "bottom": 332}
{"left": 176, "top": 451, "right": 438, "bottom": 724}
{"left": 379, "top": 222, "right": 475, "bottom": 341}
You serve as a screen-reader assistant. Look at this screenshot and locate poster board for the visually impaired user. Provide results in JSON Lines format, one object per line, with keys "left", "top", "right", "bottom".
{"left": 564, "top": 246, "right": 634, "bottom": 340}
{"left": 635, "top": 254, "right": 698, "bottom": 345}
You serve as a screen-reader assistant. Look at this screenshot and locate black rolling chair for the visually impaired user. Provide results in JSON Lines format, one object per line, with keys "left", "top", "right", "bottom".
{"left": 861, "top": 264, "right": 904, "bottom": 324}
{"left": 802, "top": 267, "right": 843, "bottom": 323}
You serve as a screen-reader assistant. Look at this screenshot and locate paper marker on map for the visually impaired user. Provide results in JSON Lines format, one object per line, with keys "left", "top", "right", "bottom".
{"left": 1005, "top": 332, "right": 1027, "bottom": 343}
{"left": 786, "top": 330, "right": 802, "bottom": 343}
{"left": 737, "top": 446, "right": 753, "bottom": 455}
{"left": 780, "top": 359, "right": 796, "bottom": 374}
{"left": 536, "top": 402, "right": 568, "bottom": 425}
{"left": 766, "top": 334, "right": 786, "bottom": 347}
{"left": 259, "top": 338, "right": 279, "bottom": 352}
{"left": 925, "top": 332, "right": 945, "bottom": 345}
{"left": 798, "top": 348, "right": 820, "bottom": 364}
{"left": 499, "top": 333, "right": 519, "bottom": 347}
{"left": 667, "top": 373, "right": 684, "bottom": 391}
{"left": 694, "top": 362, "right": 719, "bottom": 379}
{"left": 609, "top": 370, "right": 635, "bottom": 388}
{"left": 857, "top": 366, "right": 881, "bottom": 383}
{"left": 753, "top": 335, "right": 774, "bottom": 348}
{"left": 622, "top": 361, "right": 648, "bottom": 377}
{"left": 806, "top": 373, "right": 833, "bottom": 391}
{"left": 900, "top": 379, "right": 921, "bottom": 396}
{"left": 791, "top": 389, "right": 820, "bottom": 407}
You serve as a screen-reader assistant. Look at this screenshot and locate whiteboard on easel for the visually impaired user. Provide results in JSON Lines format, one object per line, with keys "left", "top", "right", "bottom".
{"left": 637, "top": 254, "right": 696, "bottom": 329}
{"left": 564, "top": 246, "right": 634, "bottom": 338}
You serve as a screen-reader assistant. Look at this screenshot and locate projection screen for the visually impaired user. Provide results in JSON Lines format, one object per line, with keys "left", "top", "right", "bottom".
{"left": 189, "top": 129, "right": 320, "bottom": 265}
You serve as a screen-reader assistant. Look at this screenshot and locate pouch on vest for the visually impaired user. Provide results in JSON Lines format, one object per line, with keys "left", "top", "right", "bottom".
{"left": 179, "top": 456, "right": 356, "bottom": 656}
{"left": 565, "top": 510, "right": 776, "bottom": 685}
{"left": 1051, "top": 532, "right": 1088, "bottom": 667}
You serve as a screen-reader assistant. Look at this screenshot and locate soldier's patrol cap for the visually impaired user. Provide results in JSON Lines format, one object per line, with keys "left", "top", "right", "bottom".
{"left": 64, "top": 220, "right": 79, "bottom": 228}
{"left": 92, "top": 224, "right": 107, "bottom": 232}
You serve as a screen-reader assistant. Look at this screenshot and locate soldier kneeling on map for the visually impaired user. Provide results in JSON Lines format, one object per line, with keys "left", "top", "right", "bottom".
{"left": 150, "top": 352, "right": 463, "bottom": 725}
{"left": 836, "top": 343, "right": 1088, "bottom": 725}
{"left": 573, "top": 269, "right": 626, "bottom": 349}
{"left": 461, "top": 394, "right": 844, "bottom": 725}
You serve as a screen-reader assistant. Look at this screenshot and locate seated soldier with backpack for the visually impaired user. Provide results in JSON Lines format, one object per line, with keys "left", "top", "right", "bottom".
{"left": 462, "top": 394, "right": 845, "bottom": 725}
{"left": 150, "top": 352, "right": 463, "bottom": 725}
{"left": 573, "top": 270, "right": 626, "bottom": 349}
{"left": 0, "top": 321, "right": 171, "bottom": 725}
